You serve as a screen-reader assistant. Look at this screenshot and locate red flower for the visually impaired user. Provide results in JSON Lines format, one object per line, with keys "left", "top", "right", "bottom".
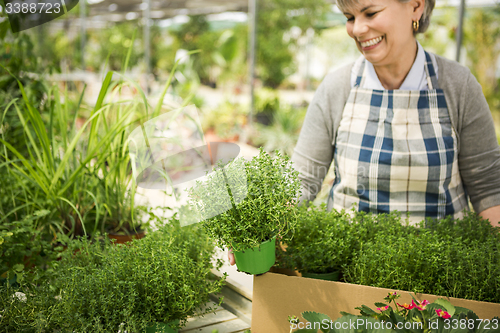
{"left": 412, "top": 299, "right": 430, "bottom": 311}
{"left": 377, "top": 305, "right": 390, "bottom": 311}
{"left": 436, "top": 309, "right": 451, "bottom": 319}
{"left": 397, "top": 302, "right": 415, "bottom": 310}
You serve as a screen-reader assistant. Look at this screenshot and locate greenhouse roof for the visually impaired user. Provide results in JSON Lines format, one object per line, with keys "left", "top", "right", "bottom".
{"left": 86, "top": 0, "right": 339, "bottom": 21}
{"left": 88, "top": 0, "right": 249, "bottom": 21}
{"left": 85, "top": 0, "right": 498, "bottom": 23}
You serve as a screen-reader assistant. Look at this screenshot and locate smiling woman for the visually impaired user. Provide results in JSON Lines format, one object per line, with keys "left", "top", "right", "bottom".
{"left": 291, "top": 0, "right": 500, "bottom": 226}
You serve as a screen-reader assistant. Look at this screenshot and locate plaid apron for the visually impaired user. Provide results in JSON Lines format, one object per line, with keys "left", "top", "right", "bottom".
{"left": 324, "top": 52, "right": 468, "bottom": 223}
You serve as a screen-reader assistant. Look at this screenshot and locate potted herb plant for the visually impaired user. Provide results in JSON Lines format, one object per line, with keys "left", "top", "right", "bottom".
{"left": 276, "top": 203, "right": 355, "bottom": 281}
{"left": 47, "top": 214, "right": 225, "bottom": 332}
{"left": 186, "top": 148, "right": 301, "bottom": 275}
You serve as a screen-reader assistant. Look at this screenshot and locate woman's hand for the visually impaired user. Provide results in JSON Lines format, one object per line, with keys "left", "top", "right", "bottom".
{"left": 480, "top": 205, "right": 500, "bottom": 227}
{"left": 228, "top": 248, "right": 236, "bottom": 265}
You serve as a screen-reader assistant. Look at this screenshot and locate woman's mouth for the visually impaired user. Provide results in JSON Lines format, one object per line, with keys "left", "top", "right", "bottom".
{"left": 360, "top": 36, "right": 383, "bottom": 50}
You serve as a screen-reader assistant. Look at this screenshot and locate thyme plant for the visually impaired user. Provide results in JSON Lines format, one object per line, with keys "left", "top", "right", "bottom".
{"left": 187, "top": 148, "right": 301, "bottom": 252}
{"left": 277, "top": 203, "right": 355, "bottom": 275}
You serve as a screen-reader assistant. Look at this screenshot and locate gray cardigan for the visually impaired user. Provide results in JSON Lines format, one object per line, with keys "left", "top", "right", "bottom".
{"left": 292, "top": 53, "right": 500, "bottom": 214}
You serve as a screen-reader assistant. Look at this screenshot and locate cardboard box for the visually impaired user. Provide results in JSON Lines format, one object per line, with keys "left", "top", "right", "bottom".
{"left": 252, "top": 272, "right": 500, "bottom": 333}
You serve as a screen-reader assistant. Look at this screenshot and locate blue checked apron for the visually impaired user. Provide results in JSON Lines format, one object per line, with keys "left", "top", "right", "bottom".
{"left": 324, "top": 52, "right": 468, "bottom": 224}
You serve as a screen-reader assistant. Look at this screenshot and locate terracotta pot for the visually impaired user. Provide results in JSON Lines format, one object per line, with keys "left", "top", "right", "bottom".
{"left": 107, "top": 230, "right": 146, "bottom": 244}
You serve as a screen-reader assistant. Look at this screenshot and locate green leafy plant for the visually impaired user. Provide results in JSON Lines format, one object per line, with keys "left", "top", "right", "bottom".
{"left": 0, "top": 71, "right": 140, "bottom": 238}
{"left": 187, "top": 148, "right": 301, "bottom": 252}
{"left": 344, "top": 212, "right": 500, "bottom": 303}
{"left": 0, "top": 210, "right": 62, "bottom": 288}
{"left": 251, "top": 103, "right": 307, "bottom": 156}
{"left": 201, "top": 100, "right": 248, "bottom": 140}
{"left": 276, "top": 203, "right": 355, "bottom": 275}
{"left": 171, "top": 14, "right": 222, "bottom": 86}
{"left": 253, "top": 87, "right": 280, "bottom": 125}
{"left": 256, "top": 0, "right": 330, "bottom": 88}
{"left": 289, "top": 292, "right": 500, "bottom": 333}
{"left": 54, "top": 220, "right": 224, "bottom": 332}
{"left": 0, "top": 214, "right": 225, "bottom": 332}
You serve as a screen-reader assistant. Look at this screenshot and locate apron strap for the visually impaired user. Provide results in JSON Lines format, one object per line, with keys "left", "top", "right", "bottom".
{"left": 354, "top": 59, "right": 365, "bottom": 88}
{"left": 424, "top": 51, "right": 439, "bottom": 90}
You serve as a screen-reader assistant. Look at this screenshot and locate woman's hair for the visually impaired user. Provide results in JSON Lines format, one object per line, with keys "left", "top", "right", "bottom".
{"left": 336, "top": 0, "right": 435, "bottom": 34}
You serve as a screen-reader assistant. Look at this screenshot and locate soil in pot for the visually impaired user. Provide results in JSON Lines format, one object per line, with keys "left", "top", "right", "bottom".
{"left": 301, "top": 270, "right": 340, "bottom": 281}
{"left": 233, "top": 236, "right": 276, "bottom": 275}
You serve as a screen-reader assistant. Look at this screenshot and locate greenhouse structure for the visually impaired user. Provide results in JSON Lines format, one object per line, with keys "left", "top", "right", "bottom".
{"left": 1, "top": 0, "right": 500, "bottom": 331}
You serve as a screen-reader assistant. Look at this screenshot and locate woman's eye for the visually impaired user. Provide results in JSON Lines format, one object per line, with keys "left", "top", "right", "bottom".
{"left": 346, "top": 17, "right": 354, "bottom": 22}
{"left": 366, "top": 11, "right": 378, "bottom": 17}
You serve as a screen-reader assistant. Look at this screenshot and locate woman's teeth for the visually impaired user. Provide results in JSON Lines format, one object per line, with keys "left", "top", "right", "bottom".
{"left": 360, "top": 36, "right": 383, "bottom": 47}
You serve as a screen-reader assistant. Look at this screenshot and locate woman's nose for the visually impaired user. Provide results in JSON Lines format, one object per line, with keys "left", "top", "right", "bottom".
{"left": 352, "top": 18, "right": 369, "bottom": 37}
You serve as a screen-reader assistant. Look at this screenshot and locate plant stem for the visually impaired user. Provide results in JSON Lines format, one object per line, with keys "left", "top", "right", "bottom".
{"left": 221, "top": 167, "right": 241, "bottom": 223}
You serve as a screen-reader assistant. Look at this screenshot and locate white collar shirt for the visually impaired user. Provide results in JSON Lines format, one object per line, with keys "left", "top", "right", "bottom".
{"left": 350, "top": 41, "right": 438, "bottom": 90}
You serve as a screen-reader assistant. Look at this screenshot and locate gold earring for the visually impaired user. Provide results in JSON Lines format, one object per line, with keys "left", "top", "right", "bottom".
{"left": 413, "top": 20, "right": 420, "bottom": 32}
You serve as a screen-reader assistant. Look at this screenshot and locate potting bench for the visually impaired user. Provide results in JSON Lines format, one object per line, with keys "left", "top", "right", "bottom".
{"left": 180, "top": 277, "right": 252, "bottom": 333}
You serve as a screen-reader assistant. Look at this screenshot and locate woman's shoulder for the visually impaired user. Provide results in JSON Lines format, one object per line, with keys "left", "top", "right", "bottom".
{"left": 430, "top": 52, "right": 474, "bottom": 87}
{"left": 322, "top": 62, "right": 355, "bottom": 85}
{"left": 316, "top": 62, "right": 355, "bottom": 96}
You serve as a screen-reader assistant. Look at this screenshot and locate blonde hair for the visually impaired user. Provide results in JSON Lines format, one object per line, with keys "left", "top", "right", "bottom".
{"left": 336, "top": 0, "right": 435, "bottom": 34}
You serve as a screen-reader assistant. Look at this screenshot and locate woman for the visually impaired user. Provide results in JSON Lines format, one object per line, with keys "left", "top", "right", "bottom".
{"left": 228, "top": 0, "right": 500, "bottom": 266}
{"left": 291, "top": 0, "right": 500, "bottom": 226}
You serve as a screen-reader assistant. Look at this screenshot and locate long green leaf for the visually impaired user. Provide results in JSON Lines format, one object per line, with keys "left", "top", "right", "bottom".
{"left": 49, "top": 106, "right": 107, "bottom": 192}
{"left": 17, "top": 78, "right": 54, "bottom": 172}
{"left": 58, "top": 196, "right": 86, "bottom": 236}
{"left": 0, "top": 202, "right": 37, "bottom": 224}
{"left": 57, "top": 107, "right": 134, "bottom": 196}
{"left": 153, "top": 49, "right": 201, "bottom": 118}
{"left": 0, "top": 138, "right": 50, "bottom": 194}
{"left": 88, "top": 71, "right": 113, "bottom": 150}
{"left": 83, "top": 189, "right": 100, "bottom": 236}
{"left": 71, "top": 83, "right": 87, "bottom": 133}
{"left": 12, "top": 103, "right": 44, "bottom": 168}
{"left": 122, "top": 28, "right": 137, "bottom": 74}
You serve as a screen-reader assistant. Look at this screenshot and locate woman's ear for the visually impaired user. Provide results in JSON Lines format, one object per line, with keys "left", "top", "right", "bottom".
{"left": 412, "top": 0, "right": 426, "bottom": 19}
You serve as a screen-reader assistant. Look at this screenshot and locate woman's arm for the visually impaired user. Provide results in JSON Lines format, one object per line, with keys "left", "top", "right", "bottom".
{"left": 291, "top": 64, "right": 353, "bottom": 204}
{"left": 442, "top": 60, "right": 500, "bottom": 216}
{"left": 480, "top": 205, "right": 500, "bottom": 227}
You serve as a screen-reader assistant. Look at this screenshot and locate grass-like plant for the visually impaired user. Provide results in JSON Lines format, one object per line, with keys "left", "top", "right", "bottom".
{"left": 187, "top": 148, "right": 301, "bottom": 252}
{"left": 0, "top": 46, "right": 200, "bottom": 238}
{"left": 0, "top": 70, "right": 140, "bottom": 237}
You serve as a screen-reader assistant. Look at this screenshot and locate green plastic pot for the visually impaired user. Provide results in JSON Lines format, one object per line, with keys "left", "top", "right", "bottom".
{"left": 144, "top": 320, "right": 179, "bottom": 333}
{"left": 233, "top": 236, "right": 277, "bottom": 275}
{"left": 301, "top": 270, "right": 340, "bottom": 281}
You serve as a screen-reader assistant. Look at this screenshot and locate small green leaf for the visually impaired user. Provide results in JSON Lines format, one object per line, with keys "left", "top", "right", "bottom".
{"left": 433, "top": 298, "right": 455, "bottom": 317}
{"left": 12, "top": 263, "right": 24, "bottom": 272}
{"left": 374, "top": 302, "right": 387, "bottom": 308}
{"left": 33, "top": 209, "right": 51, "bottom": 217}
{"left": 302, "top": 311, "right": 332, "bottom": 333}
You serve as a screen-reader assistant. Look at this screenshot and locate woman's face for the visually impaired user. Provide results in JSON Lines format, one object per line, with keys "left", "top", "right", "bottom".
{"left": 343, "top": 0, "right": 421, "bottom": 67}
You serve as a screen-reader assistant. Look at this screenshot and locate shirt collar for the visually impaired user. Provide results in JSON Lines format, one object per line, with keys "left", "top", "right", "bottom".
{"left": 363, "top": 40, "right": 426, "bottom": 90}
